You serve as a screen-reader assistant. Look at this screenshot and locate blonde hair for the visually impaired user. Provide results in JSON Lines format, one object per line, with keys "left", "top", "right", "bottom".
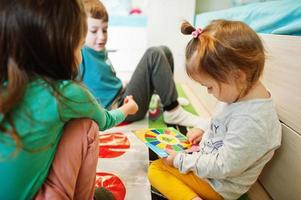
{"left": 83, "top": 0, "right": 108, "bottom": 21}
{"left": 181, "top": 20, "right": 265, "bottom": 96}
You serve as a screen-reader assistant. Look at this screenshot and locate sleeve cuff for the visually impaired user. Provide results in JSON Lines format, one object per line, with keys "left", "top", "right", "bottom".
{"left": 173, "top": 152, "right": 184, "bottom": 170}
{"left": 109, "top": 109, "right": 126, "bottom": 124}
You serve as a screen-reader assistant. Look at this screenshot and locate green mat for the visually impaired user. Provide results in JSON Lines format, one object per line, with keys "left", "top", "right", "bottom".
{"left": 148, "top": 84, "right": 250, "bottom": 200}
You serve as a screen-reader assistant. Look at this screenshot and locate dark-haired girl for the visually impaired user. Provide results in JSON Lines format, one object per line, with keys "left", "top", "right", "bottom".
{"left": 0, "top": 0, "right": 137, "bottom": 199}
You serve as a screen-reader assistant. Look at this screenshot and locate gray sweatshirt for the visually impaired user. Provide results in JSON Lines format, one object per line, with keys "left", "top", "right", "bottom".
{"left": 173, "top": 98, "right": 282, "bottom": 200}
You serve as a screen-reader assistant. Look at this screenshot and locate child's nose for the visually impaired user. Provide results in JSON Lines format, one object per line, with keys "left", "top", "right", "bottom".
{"left": 97, "top": 31, "right": 105, "bottom": 40}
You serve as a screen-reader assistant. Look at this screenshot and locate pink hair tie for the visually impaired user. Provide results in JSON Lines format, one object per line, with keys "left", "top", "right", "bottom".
{"left": 192, "top": 28, "right": 203, "bottom": 38}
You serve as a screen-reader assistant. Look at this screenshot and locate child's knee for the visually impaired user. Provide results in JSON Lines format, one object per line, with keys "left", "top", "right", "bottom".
{"left": 148, "top": 159, "right": 165, "bottom": 179}
{"left": 144, "top": 46, "right": 174, "bottom": 71}
{"left": 146, "top": 45, "right": 172, "bottom": 58}
{"left": 145, "top": 46, "right": 165, "bottom": 58}
{"left": 150, "top": 159, "right": 164, "bottom": 168}
{"left": 86, "top": 119, "right": 99, "bottom": 144}
{"left": 158, "top": 45, "right": 173, "bottom": 58}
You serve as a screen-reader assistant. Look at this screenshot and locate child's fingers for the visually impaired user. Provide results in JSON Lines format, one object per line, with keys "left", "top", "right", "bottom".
{"left": 192, "top": 135, "right": 203, "bottom": 144}
{"left": 189, "top": 134, "right": 202, "bottom": 144}
{"left": 162, "top": 157, "right": 169, "bottom": 165}
{"left": 165, "top": 149, "right": 176, "bottom": 155}
{"left": 187, "top": 133, "right": 197, "bottom": 142}
{"left": 165, "top": 149, "right": 173, "bottom": 154}
{"left": 187, "top": 128, "right": 204, "bottom": 144}
{"left": 124, "top": 95, "right": 134, "bottom": 103}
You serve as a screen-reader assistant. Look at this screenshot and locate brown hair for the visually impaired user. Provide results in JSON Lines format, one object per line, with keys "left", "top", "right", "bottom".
{"left": 0, "top": 0, "right": 87, "bottom": 155}
{"left": 181, "top": 20, "right": 265, "bottom": 96}
{"left": 83, "top": 0, "right": 109, "bottom": 21}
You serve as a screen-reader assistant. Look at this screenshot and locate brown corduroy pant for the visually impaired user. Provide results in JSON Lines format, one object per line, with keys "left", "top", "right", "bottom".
{"left": 35, "top": 118, "right": 99, "bottom": 200}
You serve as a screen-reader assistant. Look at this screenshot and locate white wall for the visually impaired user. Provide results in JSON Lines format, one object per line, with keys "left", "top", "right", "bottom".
{"left": 146, "top": 0, "right": 196, "bottom": 81}
{"left": 104, "top": 0, "right": 195, "bottom": 82}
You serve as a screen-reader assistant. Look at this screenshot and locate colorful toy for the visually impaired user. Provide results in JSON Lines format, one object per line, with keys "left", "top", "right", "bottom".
{"left": 133, "top": 127, "right": 191, "bottom": 157}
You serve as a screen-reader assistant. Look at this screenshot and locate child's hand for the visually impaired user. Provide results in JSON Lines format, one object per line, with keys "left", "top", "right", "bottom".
{"left": 187, "top": 128, "right": 204, "bottom": 145}
{"left": 163, "top": 149, "right": 178, "bottom": 167}
{"left": 119, "top": 95, "right": 138, "bottom": 116}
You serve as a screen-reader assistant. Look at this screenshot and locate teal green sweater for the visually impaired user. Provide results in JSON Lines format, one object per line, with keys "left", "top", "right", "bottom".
{"left": 0, "top": 79, "right": 125, "bottom": 200}
{"left": 80, "top": 46, "right": 122, "bottom": 109}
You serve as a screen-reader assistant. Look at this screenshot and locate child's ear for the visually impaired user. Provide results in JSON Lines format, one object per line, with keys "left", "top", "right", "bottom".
{"left": 233, "top": 69, "right": 246, "bottom": 83}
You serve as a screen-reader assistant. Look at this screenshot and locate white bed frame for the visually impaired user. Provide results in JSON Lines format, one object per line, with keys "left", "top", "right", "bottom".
{"left": 258, "top": 34, "right": 301, "bottom": 200}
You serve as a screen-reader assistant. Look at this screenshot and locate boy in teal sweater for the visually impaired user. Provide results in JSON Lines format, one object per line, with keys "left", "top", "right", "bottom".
{"left": 81, "top": 0, "right": 202, "bottom": 127}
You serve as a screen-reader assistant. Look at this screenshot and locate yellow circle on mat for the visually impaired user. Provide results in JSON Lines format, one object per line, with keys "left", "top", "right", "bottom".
{"left": 157, "top": 134, "right": 179, "bottom": 145}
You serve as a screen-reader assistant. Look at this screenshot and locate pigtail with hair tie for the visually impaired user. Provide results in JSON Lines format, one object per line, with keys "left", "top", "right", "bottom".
{"left": 181, "top": 21, "right": 203, "bottom": 39}
{"left": 181, "top": 21, "right": 195, "bottom": 35}
{"left": 192, "top": 28, "right": 202, "bottom": 38}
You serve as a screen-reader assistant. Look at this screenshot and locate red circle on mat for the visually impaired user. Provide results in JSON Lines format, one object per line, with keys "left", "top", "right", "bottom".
{"left": 95, "top": 172, "right": 126, "bottom": 200}
{"left": 99, "top": 132, "right": 130, "bottom": 158}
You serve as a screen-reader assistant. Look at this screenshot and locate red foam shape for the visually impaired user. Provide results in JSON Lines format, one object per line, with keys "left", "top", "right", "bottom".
{"left": 99, "top": 132, "right": 130, "bottom": 158}
{"left": 95, "top": 172, "right": 126, "bottom": 200}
